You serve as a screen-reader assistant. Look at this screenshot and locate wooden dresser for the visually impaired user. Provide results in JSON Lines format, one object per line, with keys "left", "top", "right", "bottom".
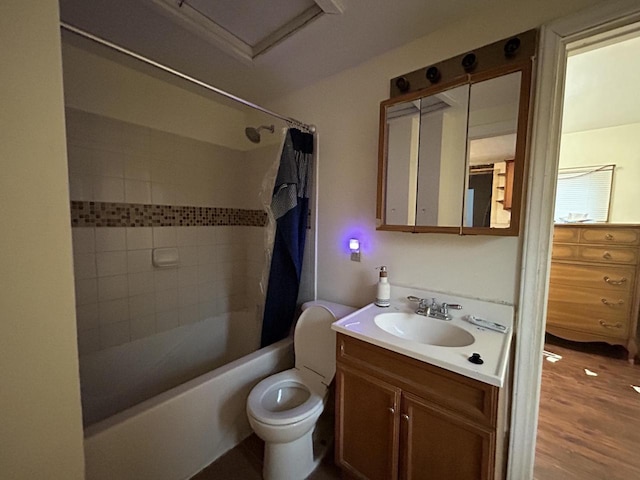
{"left": 547, "top": 224, "right": 640, "bottom": 362}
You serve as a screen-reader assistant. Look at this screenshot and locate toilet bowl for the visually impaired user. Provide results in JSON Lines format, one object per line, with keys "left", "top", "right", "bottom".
{"left": 246, "top": 301, "right": 355, "bottom": 480}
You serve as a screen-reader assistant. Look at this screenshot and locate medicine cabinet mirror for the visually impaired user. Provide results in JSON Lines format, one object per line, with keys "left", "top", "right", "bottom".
{"left": 376, "top": 31, "right": 535, "bottom": 236}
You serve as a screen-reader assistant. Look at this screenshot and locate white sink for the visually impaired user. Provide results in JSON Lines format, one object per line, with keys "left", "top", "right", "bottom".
{"left": 374, "top": 312, "right": 475, "bottom": 347}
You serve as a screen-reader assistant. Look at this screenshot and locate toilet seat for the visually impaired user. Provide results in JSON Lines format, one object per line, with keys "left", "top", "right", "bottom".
{"left": 247, "top": 369, "right": 324, "bottom": 426}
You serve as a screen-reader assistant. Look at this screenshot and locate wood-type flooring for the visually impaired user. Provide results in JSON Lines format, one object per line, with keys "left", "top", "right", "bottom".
{"left": 534, "top": 335, "right": 640, "bottom": 480}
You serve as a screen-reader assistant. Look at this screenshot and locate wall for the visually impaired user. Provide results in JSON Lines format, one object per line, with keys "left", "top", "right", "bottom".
{"left": 559, "top": 123, "right": 640, "bottom": 223}
{"left": 66, "top": 109, "right": 269, "bottom": 357}
{"left": 0, "top": 0, "right": 85, "bottom": 477}
{"left": 267, "top": 0, "right": 603, "bottom": 307}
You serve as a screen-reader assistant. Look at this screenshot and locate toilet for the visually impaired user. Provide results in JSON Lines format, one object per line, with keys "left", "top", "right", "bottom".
{"left": 246, "top": 300, "right": 355, "bottom": 480}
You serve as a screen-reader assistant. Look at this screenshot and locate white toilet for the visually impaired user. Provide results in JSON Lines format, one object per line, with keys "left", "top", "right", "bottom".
{"left": 246, "top": 301, "right": 355, "bottom": 480}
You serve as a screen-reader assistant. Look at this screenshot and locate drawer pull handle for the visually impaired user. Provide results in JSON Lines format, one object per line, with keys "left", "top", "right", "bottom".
{"left": 401, "top": 414, "right": 409, "bottom": 421}
{"left": 602, "top": 251, "right": 612, "bottom": 259}
{"left": 388, "top": 407, "right": 395, "bottom": 414}
{"left": 605, "top": 233, "right": 614, "bottom": 240}
{"left": 599, "top": 320, "right": 623, "bottom": 329}
{"left": 604, "top": 276, "right": 627, "bottom": 285}
{"left": 601, "top": 298, "right": 624, "bottom": 306}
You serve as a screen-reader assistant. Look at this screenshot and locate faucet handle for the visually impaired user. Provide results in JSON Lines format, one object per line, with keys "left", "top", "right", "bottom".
{"left": 441, "top": 303, "right": 462, "bottom": 315}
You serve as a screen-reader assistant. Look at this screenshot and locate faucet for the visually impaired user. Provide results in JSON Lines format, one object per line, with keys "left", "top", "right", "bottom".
{"left": 407, "top": 296, "right": 462, "bottom": 320}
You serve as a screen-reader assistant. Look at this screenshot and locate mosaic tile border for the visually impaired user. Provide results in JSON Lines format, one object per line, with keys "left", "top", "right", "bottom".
{"left": 70, "top": 201, "right": 267, "bottom": 227}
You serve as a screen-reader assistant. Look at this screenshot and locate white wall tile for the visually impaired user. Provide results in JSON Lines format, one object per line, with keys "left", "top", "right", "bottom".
{"left": 124, "top": 155, "right": 151, "bottom": 182}
{"left": 197, "top": 226, "right": 217, "bottom": 246}
{"left": 198, "top": 282, "right": 216, "bottom": 304}
{"left": 76, "top": 303, "right": 99, "bottom": 332}
{"left": 75, "top": 278, "right": 98, "bottom": 306}
{"left": 176, "top": 226, "right": 198, "bottom": 246}
{"left": 130, "top": 314, "right": 156, "bottom": 340}
{"left": 126, "top": 227, "right": 152, "bottom": 250}
{"left": 127, "top": 249, "right": 153, "bottom": 273}
{"left": 198, "top": 301, "right": 216, "bottom": 320}
{"left": 178, "top": 246, "right": 199, "bottom": 266}
{"left": 94, "top": 176, "right": 125, "bottom": 203}
{"left": 73, "top": 253, "right": 97, "bottom": 280}
{"left": 67, "top": 144, "right": 95, "bottom": 176}
{"left": 72, "top": 228, "right": 95, "bottom": 254}
{"left": 178, "top": 266, "right": 199, "bottom": 287}
{"left": 98, "top": 298, "right": 129, "bottom": 326}
{"left": 153, "top": 227, "right": 177, "bottom": 248}
{"left": 98, "top": 275, "right": 129, "bottom": 301}
{"left": 129, "top": 293, "right": 155, "bottom": 318}
{"left": 128, "top": 271, "right": 155, "bottom": 296}
{"left": 197, "top": 264, "right": 216, "bottom": 285}
{"left": 154, "top": 268, "right": 178, "bottom": 291}
{"left": 179, "top": 305, "right": 200, "bottom": 325}
{"left": 151, "top": 183, "right": 175, "bottom": 205}
{"left": 197, "top": 245, "right": 216, "bottom": 265}
{"left": 93, "top": 148, "right": 124, "bottom": 178}
{"left": 100, "top": 321, "right": 130, "bottom": 349}
{"left": 96, "top": 251, "right": 127, "bottom": 277}
{"left": 68, "top": 174, "right": 94, "bottom": 201}
{"left": 155, "top": 288, "right": 178, "bottom": 312}
{"left": 178, "top": 285, "right": 198, "bottom": 307}
{"left": 95, "top": 228, "right": 126, "bottom": 252}
{"left": 151, "top": 159, "right": 175, "bottom": 184}
{"left": 156, "top": 310, "right": 179, "bottom": 332}
{"left": 78, "top": 328, "right": 101, "bottom": 356}
{"left": 125, "top": 179, "right": 152, "bottom": 204}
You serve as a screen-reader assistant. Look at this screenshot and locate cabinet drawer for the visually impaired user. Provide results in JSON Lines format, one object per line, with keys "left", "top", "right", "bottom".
{"left": 551, "top": 244, "right": 579, "bottom": 261}
{"left": 547, "top": 284, "right": 631, "bottom": 338}
{"left": 549, "top": 262, "right": 635, "bottom": 292}
{"left": 553, "top": 227, "right": 580, "bottom": 243}
{"left": 580, "top": 227, "right": 640, "bottom": 245}
{"left": 577, "top": 246, "right": 638, "bottom": 265}
{"left": 337, "top": 334, "right": 498, "bottom": 427}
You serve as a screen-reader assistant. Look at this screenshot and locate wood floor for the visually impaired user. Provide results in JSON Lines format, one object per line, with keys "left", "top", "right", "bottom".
{"left": 534, "top": 335, "right": 640, "bottom": 480}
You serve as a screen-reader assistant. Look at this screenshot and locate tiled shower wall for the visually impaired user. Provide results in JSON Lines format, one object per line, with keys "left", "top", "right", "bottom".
{"left": 66, "top": 109, "right": 271, "bottom": 355}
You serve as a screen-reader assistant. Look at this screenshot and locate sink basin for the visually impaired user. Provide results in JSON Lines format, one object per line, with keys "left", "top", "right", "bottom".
{"left": 374, "top": 313, "right": 475, "bottom": 347}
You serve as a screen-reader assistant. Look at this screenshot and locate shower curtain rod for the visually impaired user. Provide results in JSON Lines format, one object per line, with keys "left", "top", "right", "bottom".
{"left": 60, "top": 22, "right": 315, "bottom": 133}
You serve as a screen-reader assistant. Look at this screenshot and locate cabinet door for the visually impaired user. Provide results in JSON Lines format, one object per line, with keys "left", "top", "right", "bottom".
{"left": 336, "top": 365, "right": 401, "bottom": 480}
{"left": 400, "top": 393, "right": 495, "bottom": 480}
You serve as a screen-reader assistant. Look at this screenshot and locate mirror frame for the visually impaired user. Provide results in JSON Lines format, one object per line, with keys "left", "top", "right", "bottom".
{"left": 376, "top": 57, "right": 533, "bottom": 236}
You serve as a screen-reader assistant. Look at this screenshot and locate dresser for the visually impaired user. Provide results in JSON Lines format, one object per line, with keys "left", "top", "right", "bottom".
{"left": 547, "top": 224, "right": 640, "bottom": 362}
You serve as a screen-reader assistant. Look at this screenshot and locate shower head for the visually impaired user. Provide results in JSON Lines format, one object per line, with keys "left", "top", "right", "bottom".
{"left": 245, "top": 124, "right": 275, "bottom": 143}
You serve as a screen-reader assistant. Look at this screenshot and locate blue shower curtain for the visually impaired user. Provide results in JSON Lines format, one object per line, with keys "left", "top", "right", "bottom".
{"left": 261, "top": 128, "right": 314, "bottom": 347}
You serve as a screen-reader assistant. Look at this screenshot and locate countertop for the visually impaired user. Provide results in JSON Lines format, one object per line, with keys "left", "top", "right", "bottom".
{"left": 331, "top": 285, "right": 514, "bottom": 387}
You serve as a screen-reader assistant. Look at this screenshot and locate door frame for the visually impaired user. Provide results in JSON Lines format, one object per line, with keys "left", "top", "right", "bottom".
{"left": 508, "top": 1, "right": 640, "bottom": 478}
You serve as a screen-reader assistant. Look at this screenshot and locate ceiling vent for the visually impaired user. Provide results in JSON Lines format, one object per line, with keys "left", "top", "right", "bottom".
{"left": 146, "top": 0, "right": 345, "bottom": 63}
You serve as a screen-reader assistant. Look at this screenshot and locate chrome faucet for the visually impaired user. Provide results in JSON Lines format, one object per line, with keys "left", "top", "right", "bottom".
{"left": 407, "top": 296, "right": 462, "bottom": 320}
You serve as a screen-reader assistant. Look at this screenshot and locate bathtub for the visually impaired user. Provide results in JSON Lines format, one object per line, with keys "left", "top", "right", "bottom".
{"left": 83, "top": 334, "right": 294, "bottom": 480}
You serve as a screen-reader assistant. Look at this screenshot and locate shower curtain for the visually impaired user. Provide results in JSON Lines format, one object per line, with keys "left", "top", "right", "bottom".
{"left": 261, "top": 128, "right": 314, "bottom": 347}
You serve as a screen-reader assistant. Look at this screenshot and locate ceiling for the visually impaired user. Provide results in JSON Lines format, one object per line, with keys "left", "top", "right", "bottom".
{"left": 59, "top": 0, "right": 503, "bottom": 105}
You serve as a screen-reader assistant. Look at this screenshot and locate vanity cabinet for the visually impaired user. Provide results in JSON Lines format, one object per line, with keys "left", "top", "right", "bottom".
{"left": 335, "top": 334, "right": 505, "bottom": 480}
{"left": 547, "top": 224, "right": 640, "bottom": 361}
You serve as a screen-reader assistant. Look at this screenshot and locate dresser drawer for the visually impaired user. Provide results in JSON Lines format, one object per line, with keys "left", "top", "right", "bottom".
{"left": 551, "top": 244, "right": 580, "bottom": 261}
{"left": 577, "top": 246, "right": 638, "bottom": 265}
{"left": 546, "top": 284, "right": 631, "bottom": 338}
{"left": 549, "top": 262, "right": 635, "bottom": 292}
{"left": 553, "top": 227, "right": 580, "bottom": 243}
{"left": 580, "top": 227, "right": 640, "bottom": 246}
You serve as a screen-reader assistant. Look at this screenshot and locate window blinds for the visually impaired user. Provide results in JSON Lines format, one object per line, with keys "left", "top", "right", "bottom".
{"left": 554, "top": 164, "right": 614, "bottom": 223}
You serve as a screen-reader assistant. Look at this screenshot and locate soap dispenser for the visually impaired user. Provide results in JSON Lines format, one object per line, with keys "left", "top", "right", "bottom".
{"left": 375, "top": 266, "right": 391, "bottom": 307}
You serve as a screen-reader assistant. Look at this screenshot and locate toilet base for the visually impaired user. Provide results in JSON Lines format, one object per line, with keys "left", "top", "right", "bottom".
{"left": 262, "top": 408, "right": 334, "bottom": 480}
{"left": 263, "top": 429, "right": 314, "bottom": 480}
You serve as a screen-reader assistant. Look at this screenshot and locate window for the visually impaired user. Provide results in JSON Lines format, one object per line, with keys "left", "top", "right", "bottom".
{"left": 554, "top": 164, "right": 614, "bottom": 223}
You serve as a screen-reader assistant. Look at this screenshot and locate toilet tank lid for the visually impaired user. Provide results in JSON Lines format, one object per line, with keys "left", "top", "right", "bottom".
{"left": 301, "top": 300, "right": 357, "bottom": 320}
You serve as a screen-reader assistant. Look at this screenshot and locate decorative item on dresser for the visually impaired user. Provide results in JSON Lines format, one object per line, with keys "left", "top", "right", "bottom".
{"left": 547, "top": 224, "right": 640, "bottom": 363}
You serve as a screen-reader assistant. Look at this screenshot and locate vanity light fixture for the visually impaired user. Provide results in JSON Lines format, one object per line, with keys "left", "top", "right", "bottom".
{"left": 395, "top": 77, "right": 411, "bottom": 93}
{"left": 425, "top": 66, "right": 441, "bottom": 84}
{"left": 349, "top": 238, "right": 361, "bottom": 262}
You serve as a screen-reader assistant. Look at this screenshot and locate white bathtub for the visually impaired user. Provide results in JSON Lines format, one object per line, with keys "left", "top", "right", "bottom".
{"left": 83, "top": 335, "right": 294, "bottom": 480}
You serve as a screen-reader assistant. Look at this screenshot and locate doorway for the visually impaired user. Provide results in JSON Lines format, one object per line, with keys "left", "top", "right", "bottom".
{"left": 533, "top": 22, "right": 640, "bottom": 480}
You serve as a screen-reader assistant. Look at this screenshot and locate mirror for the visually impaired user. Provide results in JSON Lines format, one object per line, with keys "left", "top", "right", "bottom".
{"left": 464, "top": 71, "right": 522, "bottom": 229}
{"left": 383, "top": 85, "right": 469, "bottom": 227}
{"left": 377, "top": 64, "right": 531, "bottom": 236}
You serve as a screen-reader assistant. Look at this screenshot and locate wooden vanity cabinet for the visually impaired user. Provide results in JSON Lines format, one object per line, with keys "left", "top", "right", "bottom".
{"left": 335, "top": 334, "right": 505, "bottom": 480}
{"left": 547, "top": 224, "right": 640, "bottom": 361}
